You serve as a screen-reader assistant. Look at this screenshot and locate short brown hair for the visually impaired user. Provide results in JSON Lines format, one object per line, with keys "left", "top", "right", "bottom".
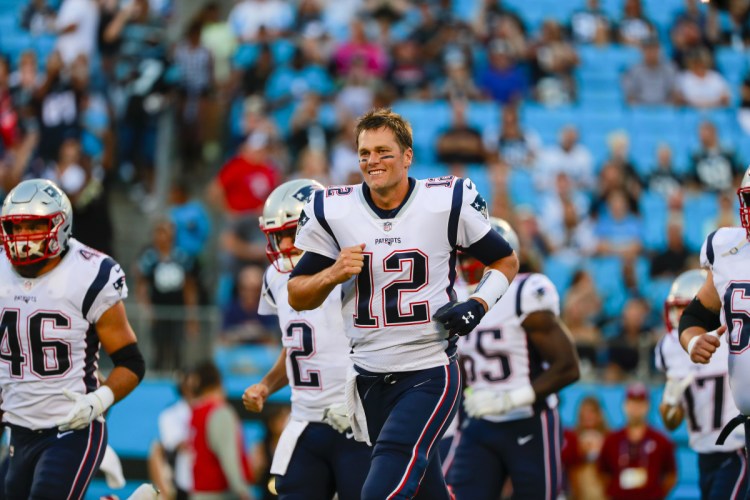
{"left": 355, "top": 108, "right": 413, "bottom": 152}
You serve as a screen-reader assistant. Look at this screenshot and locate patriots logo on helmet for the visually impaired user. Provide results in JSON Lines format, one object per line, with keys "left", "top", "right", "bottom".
{"left": 292, "top": 185, "right": 316, "bottom": 203}
{"left": 470, "top": 193, "right": 488, "bottom": 219}
{"left": 43, "top": 186, "right": 61, "bottom": 202}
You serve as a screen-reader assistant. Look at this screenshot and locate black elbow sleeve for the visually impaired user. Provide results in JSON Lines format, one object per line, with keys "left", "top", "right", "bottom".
{"left": 678, "top": 297, "right": 721, "bottom": 342}
{"left": 110, "top": 342, "right": 146, "bottom": 382}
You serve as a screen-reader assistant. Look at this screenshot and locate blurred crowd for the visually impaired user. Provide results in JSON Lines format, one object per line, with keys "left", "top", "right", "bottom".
{"left": 1, "top": 0, "right": 750, "bottom": 381}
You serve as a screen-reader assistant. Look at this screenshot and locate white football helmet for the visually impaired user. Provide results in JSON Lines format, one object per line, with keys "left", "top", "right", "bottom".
{"left": 664, "top": 269, "right": 707, "bottom": 332}
{"left": 738, "top": 165, "right": 750, "bottom": 240}
{"left": 459, "top": 217, "right": 520, "bottom": 288}
{"left": 0, "top": 179, "right": 73, "bottom": 266}
{"left": 259, "top": 178, "right": 324, "bottom": 272}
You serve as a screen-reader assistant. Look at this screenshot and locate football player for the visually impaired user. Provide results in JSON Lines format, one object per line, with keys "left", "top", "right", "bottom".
{"left": 288, "top": 108, "right": 519, "bottom": 499}
{"left": 680, "top": 166, "right": 750, "bottom": 498}
{"left": 656, "top": 269, "right": 746, "bottom": 499}
{"left": 242, "top": 179, "right": 371, "bottom": 499}
{"left": 0, "top": 179, "right": 145, "bottom": 498}
{"left": 446, "top": 218, "right": 580, "bottom": 500}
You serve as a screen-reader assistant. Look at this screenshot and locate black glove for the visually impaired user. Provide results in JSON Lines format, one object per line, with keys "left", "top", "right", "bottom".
{"left": 433, "top": 299, "right": 486, "bottom": 336}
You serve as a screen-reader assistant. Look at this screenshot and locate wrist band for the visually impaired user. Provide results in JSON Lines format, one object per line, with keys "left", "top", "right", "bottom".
{"left": 687, "top": 330, "right": 720, "bottom": 356}
{"left": 469, "top": 269, "right": 510, "bottom": 308}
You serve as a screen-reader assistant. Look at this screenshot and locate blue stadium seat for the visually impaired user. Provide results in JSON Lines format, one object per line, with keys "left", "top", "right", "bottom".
{"left": 585, "top": 256, "right": 627, "bottom": 320}
{"left": 408, "top": 163, "right": 448, "bottom": 180}
{"left": 542, "top": 254, "right": 578, "bottom": 297}
{"left": 214, "top": 344, "right": 282, "bottom": 379}
{"left": 645, "top": 277, "right": 674, "bottom": 317}
{"left": 243, "top": 420, "right": 267, "bottom": 449}
{"left": 232, "top": 44, "right": 260, "bottom": 69}
{"left": 578, "top": 45, "right": 640, "bottom": 75}
{"left": 716, "top": 47, "right": 749, "bottom": 85}
{"left": 683, "top": 192, "right": 719, "bottom": 253}
{"left": 679, "top": 108, "right": 740, "bottom": 151}
{"left": 676, "top": 446, "right": 700, "bottom": 491}
{"left": 107, "top": 381, "right": 179, "bottom": 457}
{"left": 639, "top": 190, "right": 668, "bottom": 251}
{"left": 507, "top": 168, "right": 537, "bottom": 208}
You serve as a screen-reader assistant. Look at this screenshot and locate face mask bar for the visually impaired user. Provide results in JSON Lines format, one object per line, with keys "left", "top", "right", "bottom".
{"left": 739, "top": 188, "right": 750, "bottom": 240}
{"left": 0, "top": 213, "right": 63, "bottom": 266}
{"left": 263, "top": 226, "right": 301, "bottom": 273}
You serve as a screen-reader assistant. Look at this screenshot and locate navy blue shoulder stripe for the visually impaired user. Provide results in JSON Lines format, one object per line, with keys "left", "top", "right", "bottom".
{"left": 82, "top": 257, "right": 117, "bottom": 319}
{"left": 515, "top": 274, "right": 532, "bottom": 317}
{"left": 706, "top": 230, "right": 717, "bottom": 266}
{"left": 263, "top": 269, "right": 276, "bottom": 306}
{"left": 313, "top": 190, "right": 340, "bottom": 250}
{"left": 448, "top": 178, "right": 464, "bottom": 248}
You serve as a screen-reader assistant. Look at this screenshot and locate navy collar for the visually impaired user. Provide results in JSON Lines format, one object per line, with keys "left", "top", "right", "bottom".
{"left": 362, "top": 177, "right": 416, "bottom": 219}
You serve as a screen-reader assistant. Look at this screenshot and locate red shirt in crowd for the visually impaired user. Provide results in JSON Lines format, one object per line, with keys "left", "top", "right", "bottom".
{"left": 217, "top": 155, "right": 279, "bottom": 214}
{"left": 597, "top": 426, "right": 676, "bottom": 500}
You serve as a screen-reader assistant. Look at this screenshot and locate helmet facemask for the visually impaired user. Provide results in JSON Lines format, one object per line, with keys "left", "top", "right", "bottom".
{"left": 738, "top": 187, "right": 750, "bottom": 241}
{"left": 663, "top": 298, "right": 689, "bottom": 332}
{"left": 1, "top": 212, "right": 66, "bottom": 266}
{"left": 458, "top": 252, "right": 484, "bottom": 292}
{"left": 263, "top": 223, "right": 302, "bottom": 273}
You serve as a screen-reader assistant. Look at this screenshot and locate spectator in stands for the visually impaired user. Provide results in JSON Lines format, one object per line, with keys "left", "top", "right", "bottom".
{"left": 239, "top": 44, "right": 274, "bottom": 98}
{"left": 563, "top": 396, "right": 609, "bottom": 500}
{"left": 294, "top": 146, "right": 331, "bottom": 185}
{"left": 55, "top": 0, "right": 100, "bottom": 67}
{"left": 287, "top": 93, "right": 334, "bottom": 164}
{"left": 134, "top": 218, "right": 200, "bottom": 372}
{"left": 472, "top": 0, "right": 526, "bottom": 42}
{"left": 330, "top": 113, "right": 361, "bottom": 185}
{"left": 335, "top": 56, "right": 376, "bottom": 119}
{"left": 569, "top": 0, "right": 611, "bottom": 45}
{"left": 333, "top": 19, "right": 388, "bottom": 79}
{"left": 237, "top": 96, "right": 282, "bottom": 159}
{"left": 590, "top": 161, "right": 640, "bottom": 219}
{"left": 646, "top": 144, "right": 683, "bottom": 200}
{"left": 677, "top": 48, "right": 730, "bottom": 108}
{"left": 0, "top": 56, "right": 20, "bottom": 151}
{"left": 169, "top": 179, "right": 211, "bottom": 260}
{"left": 264, "top": 48, "right": 334, "bottom": 109}
{"left": 602, "top": 131, "right": 643, "bottom": 203}
{"left": 594, "top": 188, "right": 643, "bottom": 260}
{"left": 228, "top": 0, "right": 294, "bottom": 42}
{"left": 516, "top": 207, "right": 553, "bottom": 270}
{"left": 410, "top": 1, "right": 448, "bottom": 64}
{"left": 148, "top": 369, "right": 197, "bottom": 500}
{"left": 199, "top": 2, "right": 238, "bottom": 92}
{"left": 494, "top": 105, "right": 540, "bottom": 170}
{"left": 537, "top": 125, "right": 595, "bottom": 192}
{"left": 563, "top": 270, "right": 604, "bottom": 364}
{"left": 207, "top": 133, "right": 280, "bottom": 217}
{"left": 190, "top": 361, "right": 253, "bottom": 500}
{"left": 720, "top": 0, "right": 750, "bottom": 49}
{"left": 671, "top": 0, "right": 720, "bottom": 48}
{"left": 21, "top": 0, "right": 56, "bottom": 36}
{"left": 616, "top": 0, "right": 655, "bottom": 46}
{"left": 604, "top": 298, "right": 652, "bottom": 380}
{"left": 623, "top": 37, "right": 679, "bottom": 105}
{"left": 542, "top": 173, "right": 596, "bottom": 258}
{"left": 294, "top": 0, "right": 325, "bottom": 34}
{"left": 435, "top": 98, "right": 485, "bottom": 168}
{"left": 8, "top": 51, "right": 42, "bottom": 136}
{"left": 386, "top": 40, "right": 430, "bottom": 99}
{"left": 529, "top": 20, "right": 579, "bottom": 106}
{"left": 435, "top": 51, "right": 483, "bottom": 101}
{"left": 688, "top": 120, "right": 739, "bottom": 192}
{"left": 479, "top": 39, "right": 529, "bottom": 105}
{"left": 221, "top": 265, "right": 276, "bottom": 344}
{"left": 650, "top": 218, "right": 690, "bottom": 279}
{"left": 710, "top": 191, "right": 741, "bottom": 230}
{"left": 174, "top": 19, "right": 215, "bottom": 173}
{"left": 598, "top": 383, "right": 677, "bottom": 499}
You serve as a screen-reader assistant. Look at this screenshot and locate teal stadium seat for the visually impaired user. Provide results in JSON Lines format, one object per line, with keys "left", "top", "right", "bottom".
{"left": 640, "top": 190, "right": 668, "bottom": 251}
{"left": 585, "top": 257, "right": 627, "bottom": 321}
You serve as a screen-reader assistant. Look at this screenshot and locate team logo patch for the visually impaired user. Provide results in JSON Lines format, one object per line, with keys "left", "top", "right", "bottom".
{"left": 292, "top": 185, "right": 316, "bottom": 203}
{"left": 383, "top": 221, "right": 392, "bottom": 232}
{"left": 470, "top": 193, "right": 488, "bottom": 219}
{"left": 113, "top": 275, "right": 126, "bottom": 295}
{"left": 534, "top": 287, "right": 546, "bottom": 299}
{"left": 43, "top": 185, "right": 61, "bottom": 202}
{"left": 296, "top": 210, "right": 310, "bottom": 236}
{"left": 79, "top": 249, "right": 95, "bottom": 260}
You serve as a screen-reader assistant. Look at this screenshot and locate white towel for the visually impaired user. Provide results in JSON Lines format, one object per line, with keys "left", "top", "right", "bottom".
{"left": 345, "top": 365, "right": 371, "bottom": 446}
{"left": 270, "top": 419, "right": 308, "bottom": 476}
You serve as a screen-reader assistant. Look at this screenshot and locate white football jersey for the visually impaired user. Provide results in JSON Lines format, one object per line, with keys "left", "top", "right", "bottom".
{"left": 701, "top": 227, "right": 750, "bottom": 415}
{"left": 458, "top": 273, "right": 560, "bottom": 422}
{"left": 655, "top": 329, "right": 744, "bottom": 452}
{"left": 0, "top": 238, "right": 127, "bottom": 430}
{"left": 294, "top": 177, "right": 493, "bottom": 372}
{"left": 259, "top": 264, "right": 351, "bottom": 422}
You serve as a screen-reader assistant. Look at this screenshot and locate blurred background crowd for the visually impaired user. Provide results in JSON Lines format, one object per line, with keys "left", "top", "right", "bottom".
{"left": 0, "top": 0, "right": 748, "bottom": 497}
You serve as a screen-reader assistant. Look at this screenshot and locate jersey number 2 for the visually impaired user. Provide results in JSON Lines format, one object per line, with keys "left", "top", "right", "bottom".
{"left": 285, "top": 321, "right": 320, "bottom": 389}
{"left": 0, "top": 309, "right": 71, "bottom": 378}
{"left": 354, "top": 251, "right": 429, "bottom": 327}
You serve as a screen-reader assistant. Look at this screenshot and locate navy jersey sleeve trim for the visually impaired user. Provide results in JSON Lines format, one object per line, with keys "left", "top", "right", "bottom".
{"left": 290, "top": 251, "right": 337, "bottom": 278}
{"left": 263, "top": 268, "right": 276, "bottom": 306}
{"left": 448, "top": 178, "right": 464, "bottom": 248}
{"left": 464, "top": 229, "right": 514, "bottom": 266}
{"left": 82, "top": 257, "right": 117, "bottom": 319}
{"left": 515, "top": 274, "right": 531, "bottom": 317}
{"left": 706, "top": 230, "right": 717, "bottom": 266}
{"left": 313, "top": 190, "right": 340, "bottom": 250}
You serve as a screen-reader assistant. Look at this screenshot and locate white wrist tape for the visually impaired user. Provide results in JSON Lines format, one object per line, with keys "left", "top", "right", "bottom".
{"left": 509, "top": 386, "right": 536, "bottom": 408}
{"left": 469, "top": 269, "right": 510, "bottom": 307}
{"left": 94, "top": 385, "right": 115, "bottom": 412}
{"left": 687, "top": 330, "right": 720, "bottom": 356}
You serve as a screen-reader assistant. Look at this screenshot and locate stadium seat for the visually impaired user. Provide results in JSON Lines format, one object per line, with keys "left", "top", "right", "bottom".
{"left": 683, "top": 192, "right": 719, "bottom": 253}
{"left": 214, "top": 344, "right": 282, "bottom": 379}
{"left": 715, "top": 47, "right": 749, "bottom": 85}
{"left": 585, "top": 257, "right": 627, "bottom": 320}
{"left": 542, "top": 254, "right": 578, "bottom": 298}
{"left": 639, "top": 190, "right": 668, "bottom": 251}
{"left": 507, "top": 168, "right": 537, "bottom": 208}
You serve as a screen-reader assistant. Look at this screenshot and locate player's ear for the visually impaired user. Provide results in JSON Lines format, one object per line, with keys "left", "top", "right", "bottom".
{"left": 403, "top": 147, "right": 413, "bottom": 168}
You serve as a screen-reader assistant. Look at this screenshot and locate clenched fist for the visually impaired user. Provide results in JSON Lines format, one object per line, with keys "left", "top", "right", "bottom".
{"left": 327, "top": 244, "right": 366, "bottom": 285}
{"left": 688, "top": 325, "right": 726, "bottom": 364}
{"left": 243, "top": 383, "right": 270, "bottom": 412}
